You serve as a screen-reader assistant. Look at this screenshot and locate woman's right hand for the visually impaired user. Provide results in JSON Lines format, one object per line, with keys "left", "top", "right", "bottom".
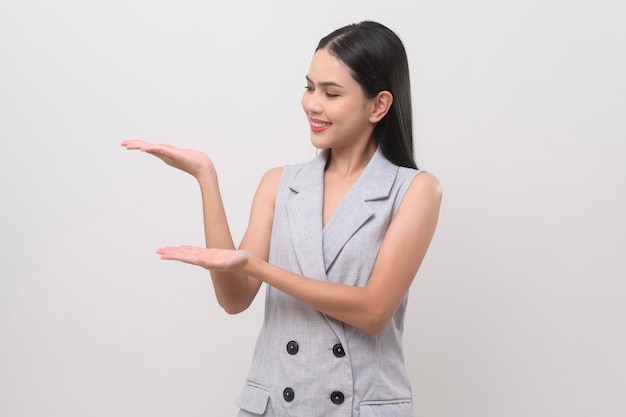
{"left": 121, "top": 139, "right": 215, "bottom": 179}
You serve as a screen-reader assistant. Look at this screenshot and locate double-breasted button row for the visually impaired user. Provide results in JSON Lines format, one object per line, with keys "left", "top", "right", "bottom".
{"left": 331, "top": 343, "right": 345, "bottom": 404}
{"left": 282, "top": 387, "right": 345, "bottom": 405}
{"left": 283, "top": 341, "right": 346, "bottom": 404}
{"left": 285, "top": 341, "right": 345, "bottom": 357}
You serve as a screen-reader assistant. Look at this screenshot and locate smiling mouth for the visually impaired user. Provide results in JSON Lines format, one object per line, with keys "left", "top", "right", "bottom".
{"left": 310, "top": 120, "right": 331, "bottom": 128}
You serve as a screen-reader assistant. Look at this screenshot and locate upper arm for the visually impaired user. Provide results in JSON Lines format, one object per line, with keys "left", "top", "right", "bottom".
{"left": 238, "top": 166, "right": 283, "bottom": 262}
{"left": 365, "top": 172, "right": 442, "bottom": 322}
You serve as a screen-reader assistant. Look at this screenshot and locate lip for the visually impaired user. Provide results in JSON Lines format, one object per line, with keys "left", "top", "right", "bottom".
{"left": 309, "top": 118, "right": 331, "bottom": 133}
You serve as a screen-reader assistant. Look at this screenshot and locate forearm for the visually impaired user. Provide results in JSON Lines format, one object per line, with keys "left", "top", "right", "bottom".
{"left": 196, "top": 172, "right": 257, "bottom": 312}
{"left": 197, "top": 170, "right": 236, "bottom": 250}
{"left": 243, "top": 256, "right": 386, "bottom": 335}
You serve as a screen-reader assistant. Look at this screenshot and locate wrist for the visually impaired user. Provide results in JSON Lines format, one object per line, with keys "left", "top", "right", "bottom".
{"left": 242, "top": 254, "right": 265, "bottom": 281}
{"left": 196, "top": 168, "right": 219, "bottom": 187}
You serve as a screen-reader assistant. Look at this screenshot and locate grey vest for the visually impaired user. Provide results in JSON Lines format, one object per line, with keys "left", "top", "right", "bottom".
{"left": 237, "top": 148, "right": 421, "bottom": 417}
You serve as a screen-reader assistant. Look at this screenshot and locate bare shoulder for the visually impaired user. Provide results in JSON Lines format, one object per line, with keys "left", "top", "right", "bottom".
{"left": 252, "top": 166, "right": 284, "bottom": 205}
{"left": 261, "top": 166, "right": 284, "bottom": 184}
{"left": 386, "top": 171, "right": 442, "bottom": 238}
{"left": 405, "top": 171, "right": 442, "bottom": 205}
{"left": 257, "top": 167, "right": 283, "bottom": 194}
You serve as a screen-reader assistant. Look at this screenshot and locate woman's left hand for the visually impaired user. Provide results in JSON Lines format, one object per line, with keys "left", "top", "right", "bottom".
{"left": 157, "top": 245, "right": 250, "bottom": 272}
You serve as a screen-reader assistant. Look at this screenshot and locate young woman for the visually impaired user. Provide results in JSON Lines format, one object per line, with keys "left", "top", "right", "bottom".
{"left": 122, "top": 21, "right": 441, "bottom": 417}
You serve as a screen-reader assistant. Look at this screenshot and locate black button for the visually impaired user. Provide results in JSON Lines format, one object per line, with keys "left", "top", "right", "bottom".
{"left": 332, "top": 343, "right": 345, "bottom": 357}
{"left": 330, "top": 391, "right": 344, "bottom": 404}
{"left": 283, "top": 387, "right": 295, "bottom": 402}
{"left": 286, "top": 340, "right": 299, "bottom": 355}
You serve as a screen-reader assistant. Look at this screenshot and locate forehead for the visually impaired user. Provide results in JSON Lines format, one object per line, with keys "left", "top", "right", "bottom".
{"left": 306, "top": 48, "right": 356, "bottom": 85}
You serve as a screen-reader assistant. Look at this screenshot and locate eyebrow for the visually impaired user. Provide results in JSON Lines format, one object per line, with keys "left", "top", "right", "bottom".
{"left": 305, "top": 75, "right": 344, "bottom": 88}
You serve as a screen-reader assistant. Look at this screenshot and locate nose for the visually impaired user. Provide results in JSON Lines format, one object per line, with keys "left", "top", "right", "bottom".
{"left": 302, "top": 90, "right": 323, "bottom": 115}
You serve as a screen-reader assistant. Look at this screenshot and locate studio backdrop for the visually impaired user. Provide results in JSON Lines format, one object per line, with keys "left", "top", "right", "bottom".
{"left": 1, "top": 1, "right": 624, "bottom": 416}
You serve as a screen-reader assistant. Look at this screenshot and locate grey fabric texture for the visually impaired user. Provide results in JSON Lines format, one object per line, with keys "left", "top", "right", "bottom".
{"left": 237, "top": 148, "right": 421, "bottom": 417}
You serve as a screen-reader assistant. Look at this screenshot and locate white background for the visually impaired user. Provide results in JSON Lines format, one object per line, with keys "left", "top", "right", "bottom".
{"left": 1, "top": 1, "right": 624, "bottom": 416}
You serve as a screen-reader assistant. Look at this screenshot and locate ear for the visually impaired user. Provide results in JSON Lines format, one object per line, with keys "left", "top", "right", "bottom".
{"left": 369, "top": 91, "right": 393, "bottom": 123}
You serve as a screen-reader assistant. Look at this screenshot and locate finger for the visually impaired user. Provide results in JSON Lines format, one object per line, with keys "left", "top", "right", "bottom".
{"left": 157, "top": 246, "right": 189, "bottom": 255}
{"left": 121, "top": 139, "right": 156, "bottom": 151}
{"left": 144, "top": 143, "right": 177, "bottom": 157}
{"left": 179, "top": 245, "right": 204, "bottom": 252}
{"left": 157, "top": 247, "right": 197, "bottom": 263}
{"left": 157, "top": 245, "right": 202, "bottom": 258}
{"left": 121, "top": 139, "right": 149, "bottom": 147}
{"left": 124, "top": 140, "right": 168, "bottom": 154}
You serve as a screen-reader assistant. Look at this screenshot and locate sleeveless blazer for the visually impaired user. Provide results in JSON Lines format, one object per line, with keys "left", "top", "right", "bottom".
{"left": 237, "top": 148, "right": 421, "bottom": 417}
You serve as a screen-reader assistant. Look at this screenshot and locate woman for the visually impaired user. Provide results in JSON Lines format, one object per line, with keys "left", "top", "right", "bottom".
{"left": 122, "top": 21, "right": 441, "bottom": 417}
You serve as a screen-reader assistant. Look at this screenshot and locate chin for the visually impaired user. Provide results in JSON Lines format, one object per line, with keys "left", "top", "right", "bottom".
{"left": 310, "top": 136, "right": 332, "bottom": 150}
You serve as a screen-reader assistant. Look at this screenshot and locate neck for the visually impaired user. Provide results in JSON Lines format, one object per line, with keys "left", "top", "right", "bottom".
{"left": 325, "top": 140, "right": 377, "bottom": 177}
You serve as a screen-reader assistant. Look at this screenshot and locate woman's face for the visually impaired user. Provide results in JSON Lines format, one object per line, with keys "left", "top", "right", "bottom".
{"left": 302, "top": 48, "right": 377, "bottom": 151}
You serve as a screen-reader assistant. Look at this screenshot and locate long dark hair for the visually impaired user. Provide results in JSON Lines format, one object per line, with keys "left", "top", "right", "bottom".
{"left": 316, "top": 21, "right": 417, "bottom": 169}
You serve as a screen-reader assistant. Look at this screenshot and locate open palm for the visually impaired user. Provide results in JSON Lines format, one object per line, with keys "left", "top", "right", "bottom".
{"left": 157, "top": 245, "right": 250, "bottom": 272}
{"left": 121, "top": 139, "right": 214, "bottom": 178}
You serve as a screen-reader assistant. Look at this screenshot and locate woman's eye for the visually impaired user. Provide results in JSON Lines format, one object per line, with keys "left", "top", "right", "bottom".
{"left": 303, "top": 86, "right": 338, "bottom": 98}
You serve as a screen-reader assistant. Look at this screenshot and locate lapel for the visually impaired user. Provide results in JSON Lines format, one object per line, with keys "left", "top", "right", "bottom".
{"left": 285, "top": 148, "right": 398, "bottom": 341}
{"left": 286, "top": 151, "right": 328, "bottom": 281}
{"left": 285, "top": 149, "right": 398, "bottom": 340}
{"left": 322, "top": 148, "right": 399, "bottom": 271}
